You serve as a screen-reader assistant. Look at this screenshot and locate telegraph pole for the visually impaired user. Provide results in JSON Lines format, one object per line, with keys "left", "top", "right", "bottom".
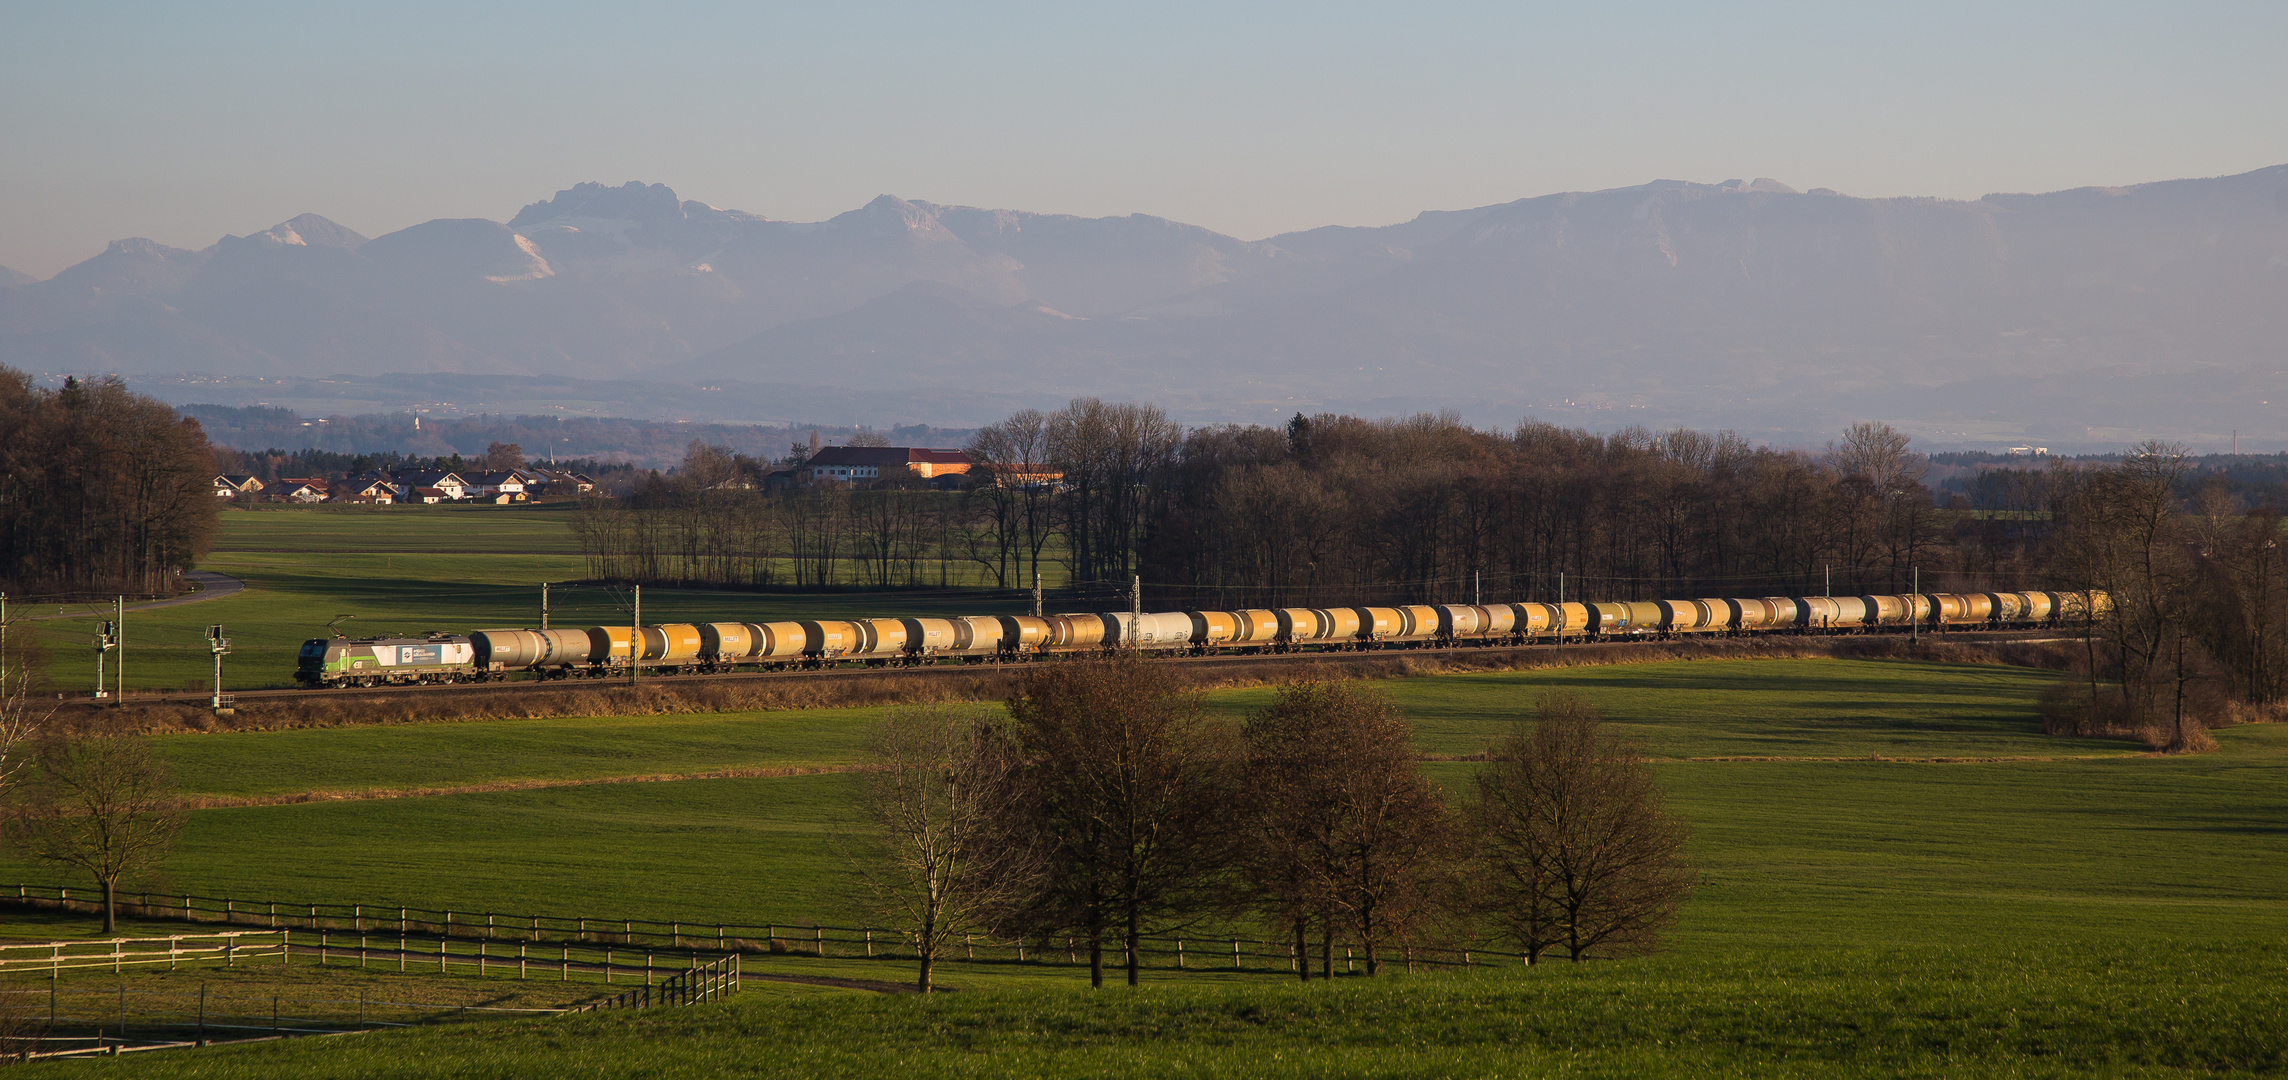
{"left": 115, "top": 595, "right": 125, "bottom": 703}
{"left": 631, "top": 585, "right": 641, "bottom": 685}
{"left": 1474, "top": 571, "right": 1481, "bottom": 607}
{"left": 1129, "top": 574, "right": 1141, "bottom": 649}
{"left": 1557, "top": 572, "right": 1565, "bottom": 655}
{"left": 1033, "top": 572, "right": 1042, "bottom": 618}
{"left": 541, "top": 583, "right": 549, "bottom": 631}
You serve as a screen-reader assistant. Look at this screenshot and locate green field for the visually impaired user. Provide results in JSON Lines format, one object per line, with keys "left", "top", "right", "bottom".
{"left": 2, "top": 507, "right": 2281, "bottom": 1075}
{"left": 0, "top": 659, "right": 2274, "bottom": 955}
{"left": 0, "top": 658, "right": 2278, "bottom": 1074}
{"left": 25, "top": 944, "right": 2282, "bottom": 1078}
{"left": 21, "top": 505, "right": 1057, "bottom": 693}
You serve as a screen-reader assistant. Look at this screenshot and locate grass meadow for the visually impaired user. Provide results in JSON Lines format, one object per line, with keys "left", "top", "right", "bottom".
{"left": 0, "top": 658, "right": 2279, "bottom": 1075}
{"left": 19, "top": 504, "right": 1055, "bottom": 694}
{"left": 1, "top": 509, "right": 2281, "bottom": 1076}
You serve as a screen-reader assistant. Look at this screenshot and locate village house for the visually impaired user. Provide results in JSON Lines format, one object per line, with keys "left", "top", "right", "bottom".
{"left": 804, "top": 447, "right": 974, "bottom": 488}
{"left": 462, "top": 470, "right": 528, "bottom": 503}
{"left": 976, "top": 462, "right": 1065, "bottom": 489}
{"left": 275, "top": 477, "right": 331, "bottom": 503}
{"left": 337, "top": 478, "right": 400, "bottom": 504}
{"left": 522, "top": 469, "right": 595, "bottom": 496}
{"left": 394, "top": 470, "right": 469, "bottom": 501}
{"left": 212, "top": 475, "right": 264, "bottom": 498}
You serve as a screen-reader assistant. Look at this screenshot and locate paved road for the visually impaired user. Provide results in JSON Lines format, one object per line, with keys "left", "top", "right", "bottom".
{"left": 16, "top": 571, "right": 246, "bottom": 621}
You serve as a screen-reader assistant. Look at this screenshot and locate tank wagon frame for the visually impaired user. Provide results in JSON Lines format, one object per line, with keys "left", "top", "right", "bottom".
{"left": 292, "top": 589, "right": 2107, "bottom": 688}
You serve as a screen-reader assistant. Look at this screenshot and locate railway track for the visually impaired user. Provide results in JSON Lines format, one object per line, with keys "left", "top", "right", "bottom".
{"left": 116, "top": 628, "right": 2082, "bottom": 709}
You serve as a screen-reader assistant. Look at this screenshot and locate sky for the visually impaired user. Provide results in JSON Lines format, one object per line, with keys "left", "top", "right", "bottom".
{"left": 3, "top": 0, "right": 2284, "bottom": 279}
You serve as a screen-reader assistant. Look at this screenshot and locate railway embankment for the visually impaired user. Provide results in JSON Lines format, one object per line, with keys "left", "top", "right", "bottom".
{"left": 63, "top": 634, "right": 2080, "bottom": 736}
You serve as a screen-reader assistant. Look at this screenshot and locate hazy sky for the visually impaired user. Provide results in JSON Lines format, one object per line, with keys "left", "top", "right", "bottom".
{"left": 4, "top": 0, "right": 2282, "bottom": 278}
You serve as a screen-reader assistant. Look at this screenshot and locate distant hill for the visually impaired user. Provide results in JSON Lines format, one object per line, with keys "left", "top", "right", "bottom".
{"left": 6, "top": 168, "right": 2286, "bottom": 447}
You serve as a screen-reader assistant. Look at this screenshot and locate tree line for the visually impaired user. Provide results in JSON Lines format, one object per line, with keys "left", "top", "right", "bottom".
{"left": 2038, "top": 443, "right": 2288, "bottom": 750}
{"left": 572, "top": 447, "right": 1003, "bottom": 590}
{"left": 583, "top": 404, "right": 1965, "bottom": 601}
{"left": 0, "top": 368, "right": 219, "bottom": 597}
{"left": 851, "top": 659, "right": 1691, "bottom": 992}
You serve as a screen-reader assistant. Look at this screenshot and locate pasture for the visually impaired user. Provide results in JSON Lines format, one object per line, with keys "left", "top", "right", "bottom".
{"left": 18, "top": 504, "right": 1051, "bottom": 693}
{"left": 0, "top": 659, "right": 2275, "bottom": 955}
{"left": 1, "top": 593, "right": 2281, "bottom": 1074}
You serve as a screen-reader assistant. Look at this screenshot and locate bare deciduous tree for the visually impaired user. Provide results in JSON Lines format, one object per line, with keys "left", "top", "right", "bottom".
{"left": 995, "top": 657, "right": 1236, "bottom": 988}
{"left": 1241, "top": 680, "right": 1454, "bottom": 979}
{"left": 8, "top": 729, "right": 183, "bottom": 933}
{"left": 849, "top": 704, "right": 1038, "bottom": 993}
{"left": 0, "top": 612, "right": 56, "bottom": 797}
{"left": 1468, "top": 691, "right": 1692, "bottom": 962}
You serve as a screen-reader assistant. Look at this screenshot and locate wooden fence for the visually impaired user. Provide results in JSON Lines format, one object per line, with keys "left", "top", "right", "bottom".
{"left": 1, "top": 882, "right": 1525, "bottom": 976}
{"left": 0, "top": 932, "right": 284, "bottom": 977}
{"left": 0, "top": 981, "right": 570, "bottom": 1060}
{"left": 569, "top": 954, "right": 739, "bottom": 1012}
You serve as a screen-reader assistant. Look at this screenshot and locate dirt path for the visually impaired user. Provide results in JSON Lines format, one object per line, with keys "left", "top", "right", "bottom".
{"left": 177, "top": 764, "right": 871, "bottom": 809}
{"left": 744, "top": 972, "right": 927, "bottom": 994}
{"left": 19, "top": 571, "right": 245, "bottom": 620}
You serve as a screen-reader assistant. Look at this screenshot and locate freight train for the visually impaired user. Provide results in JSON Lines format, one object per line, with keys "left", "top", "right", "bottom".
{"left": 292, "top": 588, "right": 2107, "bottom": 688}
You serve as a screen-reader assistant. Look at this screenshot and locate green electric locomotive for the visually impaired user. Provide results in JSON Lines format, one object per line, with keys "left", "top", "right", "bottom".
{"left": 295, "top": 634, "right": 477, "bottom": 687}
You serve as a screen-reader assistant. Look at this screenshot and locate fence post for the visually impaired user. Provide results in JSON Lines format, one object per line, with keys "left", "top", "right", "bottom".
{"left": 647, "top": 951, "right": 654, "bottom": 986}
{"left": 440, "top": 936, "right": 447, "bottom": 975}
{"left": 520, "top": 942, "right": 527, "bottom": 980}
{"left": 478, "top": 940, "right": 486, "bottom": 978}
{"left": 281, "top": 929, "right": 290, "bottom": 966}
{"left": 1177, "top": 939, "right": 1184, "bottom": 970}
{"left": 399, "top": 907, "right": 406, "bottom": 936}
{"left": 605, "top": 947, "right": 613, "bottom": 984}
{"left": 1233, "top": 940, "right": 1240, "bottom": 970}
{"left": 319, "top": 929, "right": 328, "bottom": 966}
{"left": 561, "top": 944, "right": 568, "bottom": 981}
{"left": 865, "top": 928, "right": 872, "bottom": 957}
{"left": 814, "top": 926, "right": 823, "bottom": 956}
{"left": 398, "top": 934, "right": 406, "bottom": 973}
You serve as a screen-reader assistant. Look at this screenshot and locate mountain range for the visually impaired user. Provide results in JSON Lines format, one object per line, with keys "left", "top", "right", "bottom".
{"left": 5, "top": 167, "right": 2286, "bottom": 448}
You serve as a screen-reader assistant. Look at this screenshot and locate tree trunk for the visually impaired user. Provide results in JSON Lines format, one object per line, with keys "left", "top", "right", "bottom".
{"left": 1088, "top": 933, "right": 1102, "bottom": 989}
{"left": 101, "top": 877, "right": 117, "bottom": 934}
{"left": 1125, "top": 904, "right": 1140, "bottom": 987}
{"left": 1293, "top": 917, "right": 1308, "bottom": 982}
